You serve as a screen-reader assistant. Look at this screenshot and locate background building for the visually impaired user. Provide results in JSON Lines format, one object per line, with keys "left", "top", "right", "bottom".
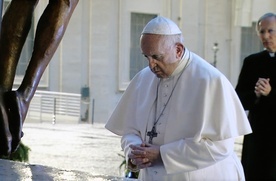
{"left": 3, "top": 0, "right": 276, "bottom": 123}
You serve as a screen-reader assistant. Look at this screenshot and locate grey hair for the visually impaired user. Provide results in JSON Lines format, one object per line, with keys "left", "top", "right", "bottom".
{"left": 162, "top": 34, "right": 184, "bottom": 47}
{"left": 256, "top": 12, "right": 276, "bottom": 32}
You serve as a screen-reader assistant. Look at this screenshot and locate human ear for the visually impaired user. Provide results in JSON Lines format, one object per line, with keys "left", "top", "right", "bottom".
{"left": 175, "top": 43, "right": 184, "bottom": 58}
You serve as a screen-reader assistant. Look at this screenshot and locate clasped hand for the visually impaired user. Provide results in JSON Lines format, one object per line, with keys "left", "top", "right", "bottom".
{"left": 128, "top": 142, "right": 161, "bottom": 171}
{"left": 255, "top": 78, "right": 271, "bottom": 97}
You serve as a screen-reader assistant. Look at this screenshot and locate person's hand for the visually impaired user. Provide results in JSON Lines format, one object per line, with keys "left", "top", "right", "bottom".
{"left": 255, "top": 78, "right": 271, "bottom": 97}
{"left": 128, "top": 142, "right": 161, "bottom": 170}
{"left": 139, "top": 142, "right": 161, "bottom": 164}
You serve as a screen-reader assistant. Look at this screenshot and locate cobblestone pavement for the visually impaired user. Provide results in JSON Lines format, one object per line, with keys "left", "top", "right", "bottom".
{"left": 21, "top": 122, "right": 125, "bottom": 178}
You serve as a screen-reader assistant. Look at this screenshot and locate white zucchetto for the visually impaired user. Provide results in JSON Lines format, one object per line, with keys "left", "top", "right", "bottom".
{"left": 141, "top": 16, "right": 182, "bottom": 35}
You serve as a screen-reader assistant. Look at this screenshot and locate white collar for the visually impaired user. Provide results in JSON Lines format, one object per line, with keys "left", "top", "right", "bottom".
{"left": 269, "top": 52, "right": 275, "bottom": 57}
{"left": 170, "top": 48, "right": 191, "bottom": 77}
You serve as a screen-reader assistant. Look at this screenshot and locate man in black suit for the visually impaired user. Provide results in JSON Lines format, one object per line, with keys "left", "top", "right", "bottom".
{"left": 236, "top": 12, "right": 276, "bottom": 180}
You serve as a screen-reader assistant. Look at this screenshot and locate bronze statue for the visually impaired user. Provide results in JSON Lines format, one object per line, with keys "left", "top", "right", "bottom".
{"left": 0, "top": 0, "right": 79, "bottom": 156}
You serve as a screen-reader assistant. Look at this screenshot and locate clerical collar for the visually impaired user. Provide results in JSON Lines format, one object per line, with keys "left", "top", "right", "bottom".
{"left": 170, "top": 48, "right": 191, "bottom": 77}
{"left": 269, "top": 52, "right": 275, "bottom": 57}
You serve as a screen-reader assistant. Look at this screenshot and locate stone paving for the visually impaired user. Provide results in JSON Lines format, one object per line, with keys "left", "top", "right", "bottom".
{"left": 0, "top": 122, "right": 244, "bottom": 180}
{"left": 0, "top": 159, "right": 132, "bottom": 181}
{"left": 21, "top": 122, "right": 125, "bottom": 177}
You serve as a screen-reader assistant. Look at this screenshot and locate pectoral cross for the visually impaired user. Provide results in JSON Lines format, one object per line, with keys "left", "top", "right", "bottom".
{"left": 147, "top": 126, "right": 158, "bottom": 144}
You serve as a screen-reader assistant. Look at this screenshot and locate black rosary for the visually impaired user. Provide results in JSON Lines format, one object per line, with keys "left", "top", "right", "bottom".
{"left": 146, "top": 51, "right": 190, "bottom": 144}
{"left": 146, "top": 78, "right": 180, "bottom": 144}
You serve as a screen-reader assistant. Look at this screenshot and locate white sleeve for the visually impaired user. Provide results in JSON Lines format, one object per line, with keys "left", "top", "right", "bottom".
{"left": 121, "top": 134, "right": 143, "bottom": 162}
{"left": 160, "top": 137, "right": 235, "bottom": 174}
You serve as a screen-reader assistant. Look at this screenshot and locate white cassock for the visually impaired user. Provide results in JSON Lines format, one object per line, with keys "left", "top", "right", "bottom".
{"left": 105, "top": 49, "right": 252, "bottom": 181}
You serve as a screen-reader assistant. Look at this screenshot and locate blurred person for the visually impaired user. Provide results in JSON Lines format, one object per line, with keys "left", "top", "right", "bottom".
{"left": 106, "top": 16, "right": 252, "bottom": 181}
{"left": 236, "top": 12, "right": 276, "bottom": 180}
{"left": 0, "top": 0, "right": 79, "bottom": 156}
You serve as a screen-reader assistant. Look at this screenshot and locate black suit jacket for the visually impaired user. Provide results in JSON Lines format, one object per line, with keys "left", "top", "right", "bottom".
{"left": 236, "top": 50, "right": 276, "bottom": 180}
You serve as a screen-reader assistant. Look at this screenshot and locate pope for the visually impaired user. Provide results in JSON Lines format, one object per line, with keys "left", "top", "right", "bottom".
{"left": 105, "top": 16, "right": 252, "bottom": 181}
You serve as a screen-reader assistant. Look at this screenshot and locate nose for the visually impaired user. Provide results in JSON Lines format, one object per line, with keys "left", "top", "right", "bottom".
{"left": 148, "top": 57, "right": 156, "bottom": 69}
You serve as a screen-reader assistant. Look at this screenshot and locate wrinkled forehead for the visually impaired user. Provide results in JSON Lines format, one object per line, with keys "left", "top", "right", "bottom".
{"left": 140, "top": 34, "right": 169, "bottom": 54}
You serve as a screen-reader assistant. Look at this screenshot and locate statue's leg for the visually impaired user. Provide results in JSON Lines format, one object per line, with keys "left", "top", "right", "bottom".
{"left": 4, "top": 0, "right": 79, "bottom": 154}
{"left": 1, "top": 0, "right": 78, "bottom": 156}
{"left": 0, "top": 0, "right": 39, "bottom": 91}
{"left": 0, "top": 0, "right": 39, "bottom": 156}
{"left": 16, "top": 0, "right": 79, "bottom": 122}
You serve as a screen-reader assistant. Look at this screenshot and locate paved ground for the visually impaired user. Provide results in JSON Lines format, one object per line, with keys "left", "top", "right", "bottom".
{"left": 6, "top": 121, "right": 243, "bottom": 180}
{"left": 0, "top": 158, "right": 132, "bottom": 181}
{"left": 21, "top": 122, "right": 125, "bottom": 178}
